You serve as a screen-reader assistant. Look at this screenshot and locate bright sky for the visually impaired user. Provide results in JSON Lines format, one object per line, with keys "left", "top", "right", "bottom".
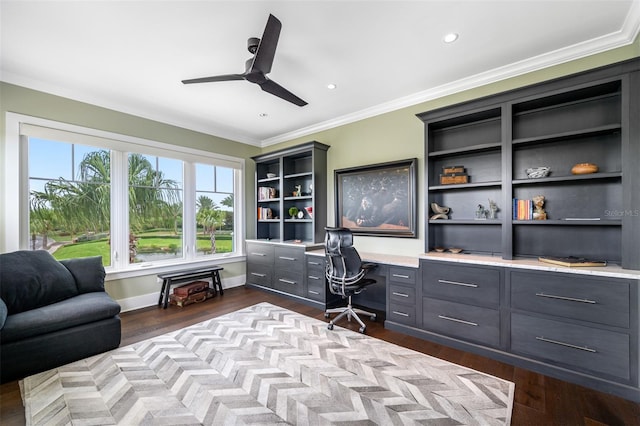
{"left": 28, "top": 137, "right": 234, "bottom": 210}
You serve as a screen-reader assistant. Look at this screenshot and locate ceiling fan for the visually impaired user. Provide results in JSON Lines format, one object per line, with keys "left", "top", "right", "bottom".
{"left": 182, "top": 14, "right": 307, "bottom": 107}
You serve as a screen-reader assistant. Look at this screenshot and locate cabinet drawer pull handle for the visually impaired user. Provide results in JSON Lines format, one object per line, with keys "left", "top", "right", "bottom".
{"left": 308, "top": 290, "right": 320, "bottom": 295}
{"left": 535, "top": 336, "right": 597, "bottom": 353}
{"left": 438, "top": 279, "right": 478, "bottom": 288}
{"left": 393, "top": 311, "right": 410, "bottom": 317}
{"left": 535, "top": 292, "right": 597, "bottom": 304}
{"left": 438, "top": 315, "right": 478, "bottom": 326}
{"left": 392, "top": 273, "right": 410, "bottom": 279}
{"left": 308, "top": 275, "right": 321, "bottom": 280}
{"left": 250, "top": 272, "right": 266, "bottom": 277}
{"left": 308, "top": 261, "right": 321, "bottom": 265}
{"left": 392, "top": 292, "right": 409, "bottom": 297}
{"left": 279, "top": 256, "right": 296, "bottom": 261}
{"left": 279, "top": 278, "right": 296, "bottom": 285}
{"left": 251, "top": 252, "right": 266, "bottom": 256}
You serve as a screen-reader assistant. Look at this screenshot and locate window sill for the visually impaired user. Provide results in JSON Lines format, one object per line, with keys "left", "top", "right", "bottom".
{"left": 105, "top": 253, "right": 246, "bottom": 281}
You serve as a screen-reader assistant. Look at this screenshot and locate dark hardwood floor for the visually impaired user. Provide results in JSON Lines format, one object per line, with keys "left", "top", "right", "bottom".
{"left": 2, "top": 286, "right": 639, "bottom": 425}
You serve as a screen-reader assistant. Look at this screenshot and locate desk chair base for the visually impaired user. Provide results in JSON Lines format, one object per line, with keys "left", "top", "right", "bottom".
{"left": 325, "top": 295, "right": 376, "bottom": 334}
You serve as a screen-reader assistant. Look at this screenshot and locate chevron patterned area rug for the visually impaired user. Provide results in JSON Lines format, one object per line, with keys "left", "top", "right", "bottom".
{"left": 20, "top": 302, "right": 514, "bottom": 425}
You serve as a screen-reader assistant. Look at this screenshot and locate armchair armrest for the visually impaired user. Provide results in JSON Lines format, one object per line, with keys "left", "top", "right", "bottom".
{"left": 60, "top": 256, "right": 106, "bottom": 294}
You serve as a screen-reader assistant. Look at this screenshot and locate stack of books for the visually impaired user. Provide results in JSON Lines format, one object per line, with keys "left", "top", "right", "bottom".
{"left": 513, "top": 198, "right": 533, "bottom": 220}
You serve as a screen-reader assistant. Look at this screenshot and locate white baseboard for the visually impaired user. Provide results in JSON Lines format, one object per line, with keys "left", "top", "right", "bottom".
{"left": 116, "top": 275, "right": 245, "bottom": 313}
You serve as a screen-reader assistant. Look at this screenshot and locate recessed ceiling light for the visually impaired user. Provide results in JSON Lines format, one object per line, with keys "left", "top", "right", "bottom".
{"left": 443, "top": 33, "right": 459, "bottom": 43}
{"left": 259, "top": 113, "right": 268, "bottom": 117}
{"left": 327, "top": 83, "right": 337, "bottom": 90}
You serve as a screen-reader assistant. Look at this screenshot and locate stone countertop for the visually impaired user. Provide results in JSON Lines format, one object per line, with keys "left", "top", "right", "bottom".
{"left": 305, "top": 248, "right": 640, "bottom": 279}
{"left": 306, "top": 249, "right": 420, "bottom": 268}
{"left": 246, "top": 239, "right": 323, "bottom": 250}
{"left": 419, "top": 252, "right": 640, "bottom": 280}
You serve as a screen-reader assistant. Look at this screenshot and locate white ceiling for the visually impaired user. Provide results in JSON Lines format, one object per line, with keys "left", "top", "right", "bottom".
{"left": 1, "top": 1, "right": 639, "bottom": 147}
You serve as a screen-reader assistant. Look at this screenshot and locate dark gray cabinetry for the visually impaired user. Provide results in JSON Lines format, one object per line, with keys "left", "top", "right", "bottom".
{"left": 417, "top": 58, "right": 640, "bottom": 270}
{"left": 509, "top": 270, "right": 635, "bottom": 384}
{"left": 245, "top": 241, "right": 274, "bottom": 288}
{"left": 273, "top": 246, "right": 305, "bottom": 296}
{"left": 422, "top": 262, "right": 503, "bottom": 348}
{"left": 388, "top": 259, "right": 640, "bottom": 402}
{"left": 387, "top": 266, "right": 419, "bottom": 326}
{"left": 252, "top": 141, "right": 329, "bottom": 244}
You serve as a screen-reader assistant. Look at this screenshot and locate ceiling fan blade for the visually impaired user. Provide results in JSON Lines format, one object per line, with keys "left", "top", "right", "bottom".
{"left": 250, "top": 14, "right": 281, "bottom": 75}
{"left": 259, "top": 78, "right": 307, "bottom": 106}
{"left": 182, "top": 74, "right": 245, "bottom": 84}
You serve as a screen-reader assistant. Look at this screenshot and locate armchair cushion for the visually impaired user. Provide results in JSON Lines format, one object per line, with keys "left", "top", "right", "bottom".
{"left": 0, "top": 292, "right": 121, "bottom": 344}
{"left": 60, "top": 256, "right": 105, "bottom": 293}
{"left": 0, "top": 250, "right": 78, "bottom": 315}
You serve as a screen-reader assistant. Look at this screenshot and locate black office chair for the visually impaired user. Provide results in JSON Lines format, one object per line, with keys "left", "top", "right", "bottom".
{"left": 324, "top": 227, "right": 377, "bottom": 333}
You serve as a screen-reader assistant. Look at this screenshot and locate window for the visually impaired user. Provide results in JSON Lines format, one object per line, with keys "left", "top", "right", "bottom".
{"left": 4, "top": 113, "right": 245, "bottom": 274}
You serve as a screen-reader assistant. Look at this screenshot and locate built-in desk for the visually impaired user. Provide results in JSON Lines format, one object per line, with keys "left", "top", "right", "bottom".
{"left": 306, "top": 249, "right": 419, "bottom": 314}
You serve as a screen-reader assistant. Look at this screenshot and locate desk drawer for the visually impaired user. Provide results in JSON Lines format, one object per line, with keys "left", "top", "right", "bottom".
{"left": 306, "top": 256, "right": 325, "bottom": 269}
{"left": 246, "top": 243, "right": 274, "bottom": 265}
{"left": 423, "top": 297, "right": 500, "bottom": 347}
{"left": 423, "top": 262, "right": 500, "bottom": 308}
{"left": 246, "top": 263, "right": 273, "bottom": 288}
{"left": 389, "top": 267, "right": 417, "bottom": 286}
{"left": 275, "top": 271, "right": 304, "bottom": 296}
{"left": 511, "top": 313, "right": 630, "bottom": 381}
{"left": 389, "top": 302, "right": 416, "bottom": 326}
{"left": 275, "top": 247, "right": 304, "bottom": 272}
{"left": 510, "top": 271, "right": 630, "bottom": 328}
{"left": 389, "top": 283, "right": 416, "bottom": 304}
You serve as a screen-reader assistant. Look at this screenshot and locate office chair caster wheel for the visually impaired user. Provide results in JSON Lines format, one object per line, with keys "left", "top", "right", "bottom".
{"left": 359, "top": 326, "right": 366, "bottom": 334}
{"left": 370, "top": 314, "right": 376, "bottom": 321}
{"left": 327, "top": 323, "right": 334, "bottom": 330}
{"left": 324, "top": 312, "right": 330, "bottom": 318}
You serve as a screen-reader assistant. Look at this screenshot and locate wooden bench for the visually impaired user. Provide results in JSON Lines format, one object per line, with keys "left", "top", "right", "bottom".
{"left": 157, "top": 266, "right": 223, "bottom": 309}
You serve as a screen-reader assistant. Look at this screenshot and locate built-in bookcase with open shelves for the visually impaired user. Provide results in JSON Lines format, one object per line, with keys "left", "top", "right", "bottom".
{"left": 252, "top": 141, "right": 329, "bottom": 244}
{"left": 419, "top": 58, "right": 639, "bottom": 269}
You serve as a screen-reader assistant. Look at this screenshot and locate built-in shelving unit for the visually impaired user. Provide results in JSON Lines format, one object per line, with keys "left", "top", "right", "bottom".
{"left": 418, "top": 59, "right": 639, "bottom": 270}
{"left": 252, "top": 141, "right": 329, "bottom": 244}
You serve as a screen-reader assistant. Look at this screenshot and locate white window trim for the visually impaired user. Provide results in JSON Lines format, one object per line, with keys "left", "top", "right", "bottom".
{"left": 3, "top": 112, "right": 246, "bottom": 279}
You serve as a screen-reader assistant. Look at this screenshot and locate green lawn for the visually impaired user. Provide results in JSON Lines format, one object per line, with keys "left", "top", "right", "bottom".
{"left": 51, "top": 232, "right": 233, "bottom": 264}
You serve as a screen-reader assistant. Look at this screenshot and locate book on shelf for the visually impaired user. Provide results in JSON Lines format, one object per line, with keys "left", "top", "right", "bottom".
{"left": 258, "top": 187, "right": 277, "bottom": 201}
{"left": 513, "top": 198, "right": 533, "bottom": 220}
{"left": 257, "top": 207, "right": 273, "bottom": 220}
{"left": 538, "top": 256, "right": 607, "bottom": 267}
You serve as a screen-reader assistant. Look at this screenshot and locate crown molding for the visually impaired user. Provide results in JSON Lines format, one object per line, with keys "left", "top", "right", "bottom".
{"left": 261, "top": 6, "right": 640, "bottom": 147}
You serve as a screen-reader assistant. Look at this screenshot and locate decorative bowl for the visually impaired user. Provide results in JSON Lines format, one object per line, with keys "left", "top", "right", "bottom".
{"left": 571, "top": 163, "right": 598, "bottom": 175}
{"left": 266, "top": 173, "right": 276, "bottom": 179}
{"left": 526, "top": 166, "right": 551, "bottom": 179}
{"left": 434, "top": 247, "right": 446, "bottom": 253}
{"left": 448, "top": 247, "right": 463, "bottom": 254}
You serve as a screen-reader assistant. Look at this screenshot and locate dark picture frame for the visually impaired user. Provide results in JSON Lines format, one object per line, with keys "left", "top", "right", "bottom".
{"left": 335, "top": 158, "right": 417, "bottom": 237}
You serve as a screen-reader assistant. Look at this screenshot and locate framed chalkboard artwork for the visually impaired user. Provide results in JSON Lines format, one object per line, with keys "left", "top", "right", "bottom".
{"left": 334, "top": 158, "right": 417, "bottom": 237}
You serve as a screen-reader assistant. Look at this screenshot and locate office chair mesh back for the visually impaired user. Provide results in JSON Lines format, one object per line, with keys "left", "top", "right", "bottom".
{"left": 325, "top": 228, "right": 367, "bottom": 295}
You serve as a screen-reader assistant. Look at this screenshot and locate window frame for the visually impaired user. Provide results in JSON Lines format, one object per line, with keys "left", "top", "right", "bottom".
{"left": 3, "top": 112, "right": 246, "bottom": 280}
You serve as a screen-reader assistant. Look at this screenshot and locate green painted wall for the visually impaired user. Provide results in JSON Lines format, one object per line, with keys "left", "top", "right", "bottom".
{"left": 1, "top": 39, "right": 637, "bottom": 306}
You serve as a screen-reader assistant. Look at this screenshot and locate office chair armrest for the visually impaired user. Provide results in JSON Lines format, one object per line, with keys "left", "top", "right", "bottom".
{"left": 361, "top": 262, "right": 377, "bottom": 271}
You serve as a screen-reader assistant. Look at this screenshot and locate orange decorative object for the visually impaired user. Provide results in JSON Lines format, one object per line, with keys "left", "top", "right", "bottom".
{"left": 571, "top": 163, "right": 598, "bottom": 175}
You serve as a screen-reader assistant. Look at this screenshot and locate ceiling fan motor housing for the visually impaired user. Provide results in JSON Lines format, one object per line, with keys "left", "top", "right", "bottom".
{"left": 247, "top": 37, "right": 260, "bottom": 54}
